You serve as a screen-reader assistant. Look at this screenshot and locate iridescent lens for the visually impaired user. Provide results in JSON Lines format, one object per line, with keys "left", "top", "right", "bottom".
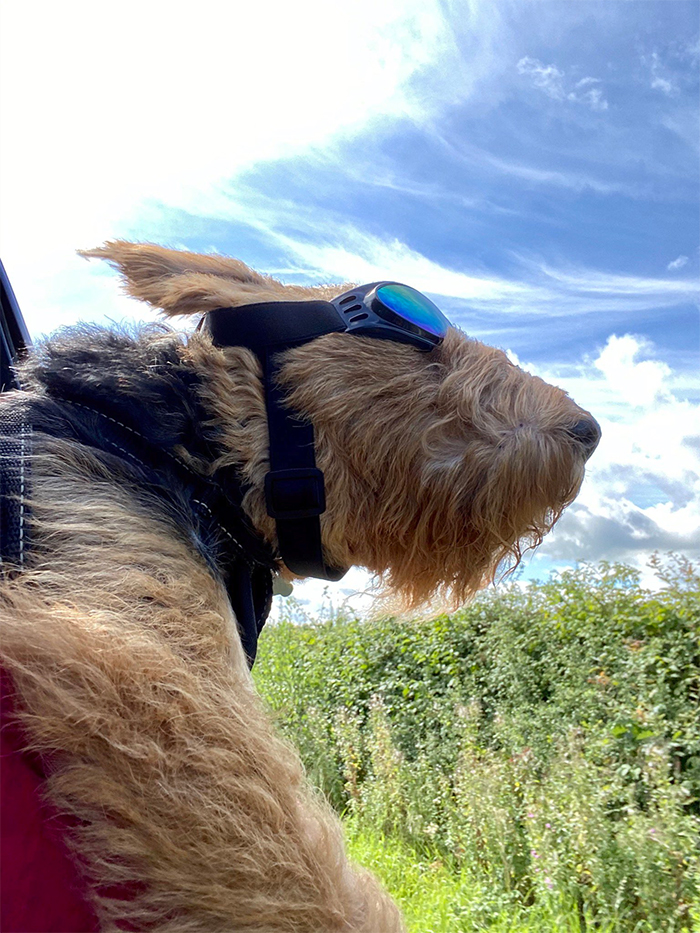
{"left": 375, "top": 284, "right": 450, "bottom": 338}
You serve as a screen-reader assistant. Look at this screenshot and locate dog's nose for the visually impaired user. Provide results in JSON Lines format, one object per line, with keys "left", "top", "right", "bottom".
{"left": 568, "top": 417, "right": 602, "bottom": 459}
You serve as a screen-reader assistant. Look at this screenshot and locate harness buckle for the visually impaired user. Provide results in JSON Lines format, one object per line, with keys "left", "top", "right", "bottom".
{"left": 265, "top": 468, "right": 327, "bottom": 520}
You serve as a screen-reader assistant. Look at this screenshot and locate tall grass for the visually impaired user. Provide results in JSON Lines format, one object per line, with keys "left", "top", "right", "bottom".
{"left": 344, "top": 820, "right": 620, "bottom": 932}
{"left": 254, "top": 556, "right": 700, "bottom": 931}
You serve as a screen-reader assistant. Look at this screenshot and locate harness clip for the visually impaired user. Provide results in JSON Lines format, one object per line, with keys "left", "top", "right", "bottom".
{"left": 265, "top": 468, "right": 327, "bottom": 520}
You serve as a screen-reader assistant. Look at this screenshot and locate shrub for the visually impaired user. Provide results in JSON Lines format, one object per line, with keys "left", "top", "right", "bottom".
{"left": 254, "top": 556, "right": 700, "bottom": 930}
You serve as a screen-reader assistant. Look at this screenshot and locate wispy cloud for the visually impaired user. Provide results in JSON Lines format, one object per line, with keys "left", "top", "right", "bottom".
{"left": 464, "top": 149, "right": 636, "bottom": 195}
{"left": 647, "top": 50, "right": 679, "bottom": 96}
{"left": 270, "top": 227, "right": 526, "bottom": 303}
{"left": 431, "top": 134, "right": 646, "bottom": 197}
{"left": 517, "top": 57, "right": 568, "bottom": 100}
{"left": 570, "top": 76, "right": 609, "bottom": 112}
{"left": 517, "top": 56, "right": 609, "bottom": 110}
{"left": 252, "top": 220, "right": 699, "bottom": 317}
{"left": 667, "top": 254, "right": 689, "bottom": 271}
{"left": 530, "top": 261, "right": 698, "bottom": 304}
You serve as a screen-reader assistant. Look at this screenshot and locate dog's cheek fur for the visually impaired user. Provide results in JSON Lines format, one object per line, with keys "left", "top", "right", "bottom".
{"left": 0, "top": 438, "right": 404, "bottom": 932}
{"left": 277, "top": 330, "right": 588, "bottom": 612}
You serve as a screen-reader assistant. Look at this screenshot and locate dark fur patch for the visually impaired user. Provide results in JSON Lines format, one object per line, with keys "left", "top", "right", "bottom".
{"left": 11, "top": 322, "right": 276, "bottom": 660}
{"left": 22, "top": 323, "right": 206, "bottom": 454}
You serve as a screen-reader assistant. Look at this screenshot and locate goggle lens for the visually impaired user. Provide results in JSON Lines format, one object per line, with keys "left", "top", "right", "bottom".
{"left": 375, "top": 284, "right": 450, "bottom": 339}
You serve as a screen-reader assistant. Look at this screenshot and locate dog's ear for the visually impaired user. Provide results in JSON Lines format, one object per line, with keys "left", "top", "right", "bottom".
{"left": 79, "top": 241, "right": 347, "bottom": 316}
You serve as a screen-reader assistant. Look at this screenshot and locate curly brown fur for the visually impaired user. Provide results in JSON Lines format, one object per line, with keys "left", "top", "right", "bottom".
{"left": 1, "top": 241, "right": 598, "bottom": 930}
{"left": 0, "top": 434, "right": 403, "bottom": 932}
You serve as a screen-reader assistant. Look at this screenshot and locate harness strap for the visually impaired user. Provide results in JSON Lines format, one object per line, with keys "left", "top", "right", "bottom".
{"left": 262, "top": 347, "right": 345, "bottom": 582}
{"left": 205, "top": 304, "right": 347, "bottom": 583}
{"left": 0, "top": 406, "right": 31, "bottom": 572}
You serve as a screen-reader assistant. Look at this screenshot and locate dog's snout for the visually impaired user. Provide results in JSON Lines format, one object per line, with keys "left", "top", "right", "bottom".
{"left": 568, "top": 417, "right": 601, "bottom": 458}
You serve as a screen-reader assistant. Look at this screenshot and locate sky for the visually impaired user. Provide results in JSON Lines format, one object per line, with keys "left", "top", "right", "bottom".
{"left": 1, "top": 0, "right": 698, "bottom": 617}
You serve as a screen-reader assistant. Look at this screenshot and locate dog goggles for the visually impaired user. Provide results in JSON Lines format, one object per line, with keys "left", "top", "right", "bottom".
{"left": 206, "top": 281, "right": 451, "bottom": 356}
{"left": 205, "top": 282, "right": 452, "bottom": 582}
{"left": 330, "top": 282, "right": 450, "bottom": 349}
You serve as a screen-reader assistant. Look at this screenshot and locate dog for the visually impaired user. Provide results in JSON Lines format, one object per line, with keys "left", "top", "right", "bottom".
{"left": 0, "top": 242, "right": 599, "bottom": 932}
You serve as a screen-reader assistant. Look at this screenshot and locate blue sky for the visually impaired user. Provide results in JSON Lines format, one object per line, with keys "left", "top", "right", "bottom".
{"left": 1, "top": 0, "right": 698, "bottom": 614}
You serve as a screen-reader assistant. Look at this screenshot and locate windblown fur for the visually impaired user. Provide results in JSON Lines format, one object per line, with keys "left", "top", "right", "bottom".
{"left": 0, "top": 242, "right": 598, "bottom": 931}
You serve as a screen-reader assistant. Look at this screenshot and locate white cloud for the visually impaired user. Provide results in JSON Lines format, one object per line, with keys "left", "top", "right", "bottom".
{"left": 517, "top": 56, "right": 608, "bottom": 111}
{"left": 525, "top": 334, "right": 700, "bottom": 572}
{"left": 517, "top": 56, "right": 567, "bottom": 100}
{"left": 570, "top": 77, "right": 609, "bottom": 112}
{"left": 652, "top": 76, "right": 676, "bottom": 95}
{"left": 667, "top": 254, "right": 689, "bottom": 271}
{"left": 648, "top": 51, "right": 679, "bottom": 96}
{"left": 594, "top": 334, "right": 671, "bottom": 408}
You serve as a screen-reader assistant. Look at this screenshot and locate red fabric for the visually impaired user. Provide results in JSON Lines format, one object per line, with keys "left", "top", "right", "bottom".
{"left": 0, "top": 669, "right": 100, "bottom": 933}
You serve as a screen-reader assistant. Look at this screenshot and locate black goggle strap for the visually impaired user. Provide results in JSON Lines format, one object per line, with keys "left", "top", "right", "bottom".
{"left": 262, "top": 346, "right": 345, "bottom": 582}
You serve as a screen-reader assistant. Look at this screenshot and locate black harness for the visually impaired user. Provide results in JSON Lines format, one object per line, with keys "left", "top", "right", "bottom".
{"left": 1, "top": 274, "right": 278, "bottom": 667}
{"left": 0, "top": 391, "right": 277, "bottom": 667}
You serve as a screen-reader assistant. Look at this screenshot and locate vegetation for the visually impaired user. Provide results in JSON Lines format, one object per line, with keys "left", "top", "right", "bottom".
{"left": 254, "top": 556, "right": 700, "bottom": 932}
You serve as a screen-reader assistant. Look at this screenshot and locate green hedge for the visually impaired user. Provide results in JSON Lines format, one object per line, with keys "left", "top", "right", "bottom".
{"left": 254, "top": 556, "right": 700, "bottom": 931}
